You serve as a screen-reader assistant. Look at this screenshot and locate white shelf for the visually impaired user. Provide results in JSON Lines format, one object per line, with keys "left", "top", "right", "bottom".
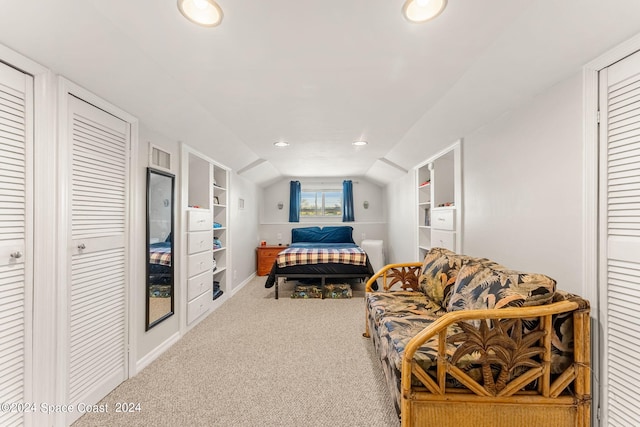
{"left": 415, "top": 140, "right": 462, "bottom": 258}
{"left": 183, "top": 144, "right": 230, "bottom": 330}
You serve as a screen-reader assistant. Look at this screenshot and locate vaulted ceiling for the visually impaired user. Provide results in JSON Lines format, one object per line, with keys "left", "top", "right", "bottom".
{"left": 2, "top": 0, "right": 640, "bottom": 186}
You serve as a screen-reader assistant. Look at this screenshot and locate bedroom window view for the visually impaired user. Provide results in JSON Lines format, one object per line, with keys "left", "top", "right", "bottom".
{"left": 300, "top": 190, "right": 342, "bottom": 217}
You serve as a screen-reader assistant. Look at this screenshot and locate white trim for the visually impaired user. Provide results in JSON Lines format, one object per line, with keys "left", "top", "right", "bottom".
{"left": 135, "top": 331, "right": 181, "bottom": 373}
{"left": 583, "top": 30, "right": 640, "bottom": 427}
{"left": 179, "top": 145, "right": 188, "bottom": 335}
{"left": 0, "top": 44, "right": 47, "bottom": 74}
{"left": 229, "top": 272, "right": 255, "bottom": 297}
{"left": 582, "top": 62, "right": 601, "bottom": 427}
{"left": 21, "top": 69, "right": 35, "bottom": 427}
{"left": 128, "top": 120, "right": 140, "bottom": 377}
{"left": 55, "top": 78, "right": 71, "bottom": 427}
{"left": 31, "top": 69, "right": 58, "bottom": 427}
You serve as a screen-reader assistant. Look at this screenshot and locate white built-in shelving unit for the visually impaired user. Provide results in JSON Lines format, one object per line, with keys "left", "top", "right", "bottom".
{"left": 182, "top": 145, "right": 230, "bottom": 329}
{"left": 416, "top": 140, "right": 462, "bottom": 260}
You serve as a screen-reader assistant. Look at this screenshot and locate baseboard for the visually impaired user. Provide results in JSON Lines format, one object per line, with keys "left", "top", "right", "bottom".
{"left": 135, "top": 331, "right": 181, "bottom": 373}
{"left": 229, "top": 272, "right": 256, "bottom": 297}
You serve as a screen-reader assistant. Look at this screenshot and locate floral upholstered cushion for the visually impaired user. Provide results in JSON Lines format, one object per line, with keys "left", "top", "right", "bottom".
{"left": 418, "top": 248, "right": 501, "bottom": 308}
{"left": 418, "top": 248, "right": 466, "bottom": 307}
{"left": 378, "top": 314, "right": 466, "bottom": 372}
{"left": 446, "top": 263, "right": 556, "bottom": 312}
{"left": 366, "top": 291, "right": 445, "bottom": 328}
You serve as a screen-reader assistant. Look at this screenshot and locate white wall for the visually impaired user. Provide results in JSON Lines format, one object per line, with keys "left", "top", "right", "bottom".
{"left": 384, "top": 73, "right": 584, "bottom": 295}
{"left": 462, "top": 73, "right": 584, "bottom": 294}
{"left": 385, "top": 171, "right": 417, "bottom": 263}
{"left": 229, "top": 172, "right": 260, "bottom": 289}
{"left": 135, "top": 126, "right": 181, "bottom": 364}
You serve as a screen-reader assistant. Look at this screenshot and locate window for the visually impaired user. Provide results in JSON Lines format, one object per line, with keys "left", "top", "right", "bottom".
{"left": 300, "top": 190, "right": 342, "bottom": 217}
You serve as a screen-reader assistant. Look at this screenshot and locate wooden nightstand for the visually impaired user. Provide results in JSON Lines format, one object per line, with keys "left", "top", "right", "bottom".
{"left": 256, "top": 245, "right": 286, "bottom": 276}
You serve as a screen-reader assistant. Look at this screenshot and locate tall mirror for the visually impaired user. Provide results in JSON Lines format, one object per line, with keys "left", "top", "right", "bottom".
{"left": 146, "top": 168, "right": 175, "bottom": 330}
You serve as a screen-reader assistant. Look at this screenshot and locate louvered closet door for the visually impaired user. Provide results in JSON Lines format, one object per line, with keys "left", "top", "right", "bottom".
{"left": 599, "top": 50, "right": 640, "bottom": 426}
{"left": 0, "top": 63, "right": 33, "bottom": 427}
{"left": 66, "top": 95, "right": 129, "bottom": 423}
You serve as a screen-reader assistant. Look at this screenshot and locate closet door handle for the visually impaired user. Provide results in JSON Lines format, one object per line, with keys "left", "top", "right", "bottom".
{"left": 10, "top": 251, "right": 23, "bottom": 259}
{"left": 78, "top": 243, "right": 86, "bottom": 250}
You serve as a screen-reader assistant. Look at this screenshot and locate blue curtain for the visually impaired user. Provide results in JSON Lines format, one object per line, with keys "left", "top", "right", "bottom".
{"left": 342, "top": 180, "right": 355, "bottom": 222}
{"left": 289, "top": 180, "right": 301, "bottom": 222}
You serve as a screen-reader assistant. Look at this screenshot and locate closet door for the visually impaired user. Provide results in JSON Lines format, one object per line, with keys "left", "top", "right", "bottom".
{"left": 599, "top": 50, "right": 640, "bottom": 425}
{"left": 0, "top": 63, "right": 33, "bottom": 427}
{"left": 65, "top": 95, "right": 129, "bottom": 423}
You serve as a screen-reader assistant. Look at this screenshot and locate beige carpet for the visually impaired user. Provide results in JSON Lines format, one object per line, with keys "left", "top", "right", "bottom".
{"left": 73, "top": 277, "right": 399, "bottom": 427}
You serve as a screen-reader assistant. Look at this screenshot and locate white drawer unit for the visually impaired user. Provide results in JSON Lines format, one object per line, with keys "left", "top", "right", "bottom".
{"left": 188, "top": 209, "right": 212, "bottom": 232}
{"left": 188, "top": 250, "right": 214, "bottom": 277}
{"left": 431, "top": 208, "right": 455, "bottom": 231}
{"left": 187, "top": 291, "right": 211, "bottom": 324}
{"left": 188, "top": 230, "right": 213, "bottom": 255}
{"left": 187, "top": 270, "right": 213, "bottom": 302}
{"left": 432, "top": 229, "right": 455, "bottom": 251}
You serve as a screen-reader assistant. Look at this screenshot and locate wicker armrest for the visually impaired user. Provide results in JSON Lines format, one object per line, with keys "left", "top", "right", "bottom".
{"left": 400, "top": 300, "right": 590, "bottom": 399}
{"left": 365, "top": 262, "right": 423, "bottom": 292}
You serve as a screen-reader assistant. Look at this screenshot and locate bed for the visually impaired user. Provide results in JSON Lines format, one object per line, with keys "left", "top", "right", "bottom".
{"left": 264, "top": 226, "right": 375, "bottom": 299}
{"left": 148, "top": 241, "right": 172, "bottom": 286}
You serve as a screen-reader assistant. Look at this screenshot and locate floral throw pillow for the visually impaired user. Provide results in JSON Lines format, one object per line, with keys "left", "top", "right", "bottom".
{"left": 418, "top": 248, "right": 505, "bottom": 308}
{"left": 446, "top": 263, "right": 556, "bottom": 312}
{"left": 418, "top": 248, "right": 479, "bottom": 307}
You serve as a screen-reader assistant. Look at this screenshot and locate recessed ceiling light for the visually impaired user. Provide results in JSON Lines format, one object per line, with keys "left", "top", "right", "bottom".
{"left": 178, "top": 0, "right": 223, "bottom": 27}
{"left": 352, "top": 140, "right": 368, "bottom": 146}
{"left": 402, "top": 0, "right": 447, "bottom": 24}
{"left": 274, "top": 141, "right": 290, "bottom": 147}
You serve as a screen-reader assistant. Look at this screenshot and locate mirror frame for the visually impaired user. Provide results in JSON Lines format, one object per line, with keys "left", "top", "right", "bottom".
{"left": 146, "top": 167, "right": 175, "bottom": 330}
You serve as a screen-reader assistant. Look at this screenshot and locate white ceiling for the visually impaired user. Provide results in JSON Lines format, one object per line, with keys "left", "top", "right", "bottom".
{"left": 1, "top": 0, "right": 640, "bottom": 186}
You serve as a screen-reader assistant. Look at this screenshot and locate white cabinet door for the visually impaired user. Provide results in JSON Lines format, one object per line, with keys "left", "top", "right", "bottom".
{"left": 66, "top": 95, "right": 129, "bottom": 423}
{"left": 599, "top": 49, "right": 640, "bottom": 425}
{"left": 0, "top": 62, "right": 32, "bottom": 427}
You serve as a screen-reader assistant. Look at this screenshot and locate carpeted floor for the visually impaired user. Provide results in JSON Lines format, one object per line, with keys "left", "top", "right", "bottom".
{"left": 73, "top": 277, "right": 399, "bottom": 427}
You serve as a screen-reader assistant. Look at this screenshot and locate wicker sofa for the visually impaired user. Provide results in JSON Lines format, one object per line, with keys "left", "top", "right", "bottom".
{"left": 363, "top": 248, "right": 591, "bottom": 427}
